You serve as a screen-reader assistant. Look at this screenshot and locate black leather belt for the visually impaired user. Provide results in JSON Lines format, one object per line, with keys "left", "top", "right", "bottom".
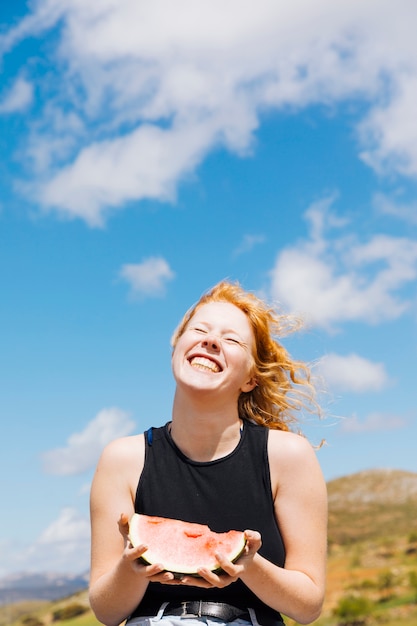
{"left": 164, "top": 601, "right": 250, "bottom": 621}
{"left": 129, "top": 600, "right": 284, "bottom": 625}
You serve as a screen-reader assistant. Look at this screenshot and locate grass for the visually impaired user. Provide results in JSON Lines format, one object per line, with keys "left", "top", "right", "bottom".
{"left": 4, "top": 534, "right": 417, "bottom": 626}
{"left": 4, "top": 538, "right": 417, "bottom": 626}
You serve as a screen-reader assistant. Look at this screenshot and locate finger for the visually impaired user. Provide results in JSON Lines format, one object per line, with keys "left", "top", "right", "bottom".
{"left": 243, "top": 530, "right": 262, "bottom": 553}
{"left": 196, "top": 567, "right": 238, "bottom": 588}
{"left": 127, "top": 542, "right": 149, "bottom": 558}
{"left": 149, "top": 571, "right": 194, "bottom": 585}
{"left": 214, "top": 554, "right": 240, "bottom": 576}
{"left": 244, "top": 529, "right": 261, "bottom": 542}
{"left": 119, "top": 512, "right": 130, "bottom": 527}
{"left": 118, "top": 513, "right": 131, "bottom": 536}
{"left": 135, "top": 562, "right": 165, "bottom": 578}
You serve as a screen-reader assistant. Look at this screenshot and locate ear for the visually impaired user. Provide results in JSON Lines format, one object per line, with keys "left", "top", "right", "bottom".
{"left": 241, "top": 377, "right": 258, "bottom": 393}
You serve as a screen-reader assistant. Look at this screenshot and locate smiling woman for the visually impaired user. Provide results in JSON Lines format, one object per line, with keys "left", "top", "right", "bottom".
{"left": 171, "top": 281, "right": 318, "bottom": 431}
{"left": 89, "top": 280, "right": 327, "bottom": 626}
{"left": 171, "top": 301, "right": 258, "bottom": 406}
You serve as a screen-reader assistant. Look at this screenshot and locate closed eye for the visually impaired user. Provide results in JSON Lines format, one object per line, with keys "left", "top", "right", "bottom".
{"left": 224, "top": 337, "right": 242, "bottom": 345}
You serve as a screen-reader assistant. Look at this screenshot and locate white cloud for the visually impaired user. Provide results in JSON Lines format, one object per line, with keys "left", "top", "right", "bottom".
{"left": 119, "top": 256, "right": 175, "bottom": 297}
{"left": 341, "top": 412, "right": 407, "bottom": 433}
{"left": 41, "top": 407, "right": 136, "bottom": 475}
{"left": 233, "top": 234, "right": 266, "bottom": 257}
{"left": 270, "top": 196, "right": 417, "bottom": 330}
{"left": 16, "top": 508, "right": 90, "bottom": 574}
{"left": 359, "top": 74, "right": 417, "bottom": 177}
{"left": 37, "top": 507, "right": 89, "bottom": 545}
{"left": 373, "top": 192, "right": 417, "bottom": 225}
{"left": 0, "top": 76, "right": 33, "bottom": 114}
{"left": 318, "top": 353, "right": 389, "bottom": 393}
{"left": 38, "top": 120, "right": 219, "bottom": 226}
{"left": 2, "top": 0, "right": 417, "bottom": 224}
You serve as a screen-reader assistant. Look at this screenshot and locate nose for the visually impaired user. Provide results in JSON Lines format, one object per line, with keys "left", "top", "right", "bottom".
{"left": 202, "top": 334, "right": 220, "bottom": 350}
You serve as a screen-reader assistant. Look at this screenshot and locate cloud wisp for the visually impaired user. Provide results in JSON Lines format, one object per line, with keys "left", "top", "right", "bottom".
{"left": 373, "top": 192, "right": 417, "bottom": 225}
{"left": 9, "top": 508, "right": 91, "bottom": 575}
{"left": 41, "top": 407, "right": 136, "bottom": 475}
{"left": 317, "top": 353, "right": 389, "bottom": 393}
{"left": 340, "top": 412, "right": 407, "bottom": 434}
{"left": 232, "top": 234, "right": 266, "bottom": 258}
{"left": 2, "top": 0, "right": 417, "bottom": 224}
{"left": 270, "top": 195, "right": 417, "bottom": 331}
{"left": 0, "top": 76, "right": 33, "bottom": 114}
{"left": 119, "top": 256, "right": 175, "bottom": 297}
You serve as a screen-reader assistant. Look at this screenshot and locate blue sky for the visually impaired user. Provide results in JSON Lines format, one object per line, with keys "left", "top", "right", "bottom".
{"left": 1, "top": 0, "right": 417, "bottom": 578}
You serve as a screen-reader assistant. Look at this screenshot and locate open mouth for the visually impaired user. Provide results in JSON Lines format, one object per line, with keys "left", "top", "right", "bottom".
{"left": 189, "top": 356, "right": 222, "bottom": 373}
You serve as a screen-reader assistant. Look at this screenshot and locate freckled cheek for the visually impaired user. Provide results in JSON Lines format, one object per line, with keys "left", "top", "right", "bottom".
{"left": 171, "top": 348, "right": 182, "bottom": 376}
{"left": 171, "top": 342, "right": 191, "bottom": 377}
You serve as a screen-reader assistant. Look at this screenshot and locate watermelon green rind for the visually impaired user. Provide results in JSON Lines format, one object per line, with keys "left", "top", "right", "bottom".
{"left": 128, "top": 514, "right": 246, "bottom": 576}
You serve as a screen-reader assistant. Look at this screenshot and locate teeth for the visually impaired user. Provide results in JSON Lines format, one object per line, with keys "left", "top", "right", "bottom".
{"left": 190, "top": 356, "right": 220, "bottom": 373}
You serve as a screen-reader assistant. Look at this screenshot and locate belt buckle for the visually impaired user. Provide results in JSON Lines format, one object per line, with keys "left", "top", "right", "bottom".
{"left": 180, "top": 601, "right": 201, "bottom": 618}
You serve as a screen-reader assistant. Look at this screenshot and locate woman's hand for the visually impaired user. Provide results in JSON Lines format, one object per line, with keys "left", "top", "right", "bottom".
{"left": 117, "top": 513, "right": 166, "bottom": 578}
{"left": 151, "top": 529, "right": 262, "bottom": 588}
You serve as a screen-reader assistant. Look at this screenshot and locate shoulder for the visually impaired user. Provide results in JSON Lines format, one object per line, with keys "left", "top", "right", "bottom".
{"left": 91, "top": 434, "right": 146, "bottom": 503}
{"left": 96, "top": 433, "right": 145, "bottom": 473}
{"left": 268, "top": 428, "right": 315, "bottom": 459}
{"left": 267, "top": 430, "right": 326, "bottom": 495}
{"left": 246, "top": 422, "right": 315, "bottom": 463}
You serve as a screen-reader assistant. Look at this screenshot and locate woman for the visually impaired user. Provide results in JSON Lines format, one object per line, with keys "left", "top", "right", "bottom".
{"left": 89, "top": 281, "right": 327, "bottom": 626}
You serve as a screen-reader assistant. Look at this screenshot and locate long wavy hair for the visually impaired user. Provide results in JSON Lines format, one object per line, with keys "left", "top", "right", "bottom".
{"left": 171, "top": 280, "right": 319, "bottom": 431}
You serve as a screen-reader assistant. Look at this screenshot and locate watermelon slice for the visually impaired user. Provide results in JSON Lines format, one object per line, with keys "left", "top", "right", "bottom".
{"left": 129, "top": 514, "right": 246, "bottom": 576}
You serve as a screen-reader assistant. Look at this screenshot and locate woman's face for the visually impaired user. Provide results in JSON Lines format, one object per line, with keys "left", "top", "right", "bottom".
{"left": 172, "top": 301, "right": 257, "bottom": 398}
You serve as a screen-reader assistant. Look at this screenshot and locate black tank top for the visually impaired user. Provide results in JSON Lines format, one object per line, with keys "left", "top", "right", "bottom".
{"left": 132, "top": 420, "right": 285, "bottom": 622}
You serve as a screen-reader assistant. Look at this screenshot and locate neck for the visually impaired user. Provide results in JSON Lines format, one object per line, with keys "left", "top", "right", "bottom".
{"left": 170, "top": 388, "right": 242, "bottom": 462}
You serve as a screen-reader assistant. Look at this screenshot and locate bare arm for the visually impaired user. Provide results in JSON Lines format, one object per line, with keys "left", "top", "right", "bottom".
{"left": 89, "top": 435, "right": 165, "bottom": 626}
{"left": 240, "top": 431, "right": 328, "bottom": 624}
{"left": 189, "top": 431, "right": 327, "bottom": 625}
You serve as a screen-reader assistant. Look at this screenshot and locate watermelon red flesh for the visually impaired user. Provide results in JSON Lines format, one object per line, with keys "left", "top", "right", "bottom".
{"left": 128, "top": 514, "right": 246, "bottom": 575}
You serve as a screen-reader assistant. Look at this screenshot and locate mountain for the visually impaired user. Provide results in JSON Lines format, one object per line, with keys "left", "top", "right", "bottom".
{"left": 327, "top": 468, "right": 417, "bottom": 545}
{"left": 0, "top": 572, "right": 89, "bottom": 605}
